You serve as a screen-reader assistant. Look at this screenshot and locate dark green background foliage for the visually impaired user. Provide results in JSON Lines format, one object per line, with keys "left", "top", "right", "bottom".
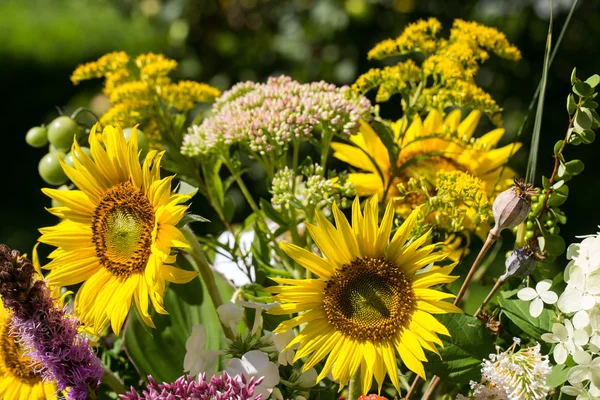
{"left": 1, "top": 0, "right": 600, "bottom": 256}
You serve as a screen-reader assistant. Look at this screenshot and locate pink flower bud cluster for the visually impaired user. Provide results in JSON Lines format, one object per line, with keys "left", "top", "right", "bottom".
{"left": 182, "top": 75, "right": 371, "bottom": 156}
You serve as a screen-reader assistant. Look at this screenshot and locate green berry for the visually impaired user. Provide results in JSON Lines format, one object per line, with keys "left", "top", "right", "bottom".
{"left": 546, "top": 219, "right": 555, "bottom": 228}
{"left": 549, "top": 227, "right": 560, "bottom": 235}
{"left": 38, "top": 152, "right": 68, "bottom": 186}
{"left": 531, "top": 196, "right": 539, "bottom": 203}
{"left": 525, "top": 230, "right": 534, "bottom": 240}
{"left": 526, "top": 221, "right": 534, "bottom": 230}
{"left": 25, "top": 126, "right": 49, "bottom": 148}
{"left": 123, "top": 127, "right": 150, "bottom": 159}
{"left": 64, "top": 147, "right": 92, "bottom": 168}
{"left": 47, "top": 116, "right": 81, "bottom": 150}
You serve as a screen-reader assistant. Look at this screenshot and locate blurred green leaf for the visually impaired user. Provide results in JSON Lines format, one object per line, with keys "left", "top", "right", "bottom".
{"left": 544, "top": 234, "right": 566, "bottom": 256}
{"left": 585, "top": 74, "right": 600, "bottom": 88}
{"left": 567, "top": 94, "right": 576, "bottom": 114}
{"left": 124, "top": 257, "right": 235, "bottom": 383}
{"left": 547, "top": 364, "right": 571, "bottom": 389}
{"left": 564, "top": 159, "right": 584, "bottom": 175}
{"left": 575, "top": 108, "right": 593, "bottom": 130}
{"left": 570, "top": 67, "right": 577, "bottom": 85}
{"left": 548, "top": 184, "right": 569, "bottom": 207}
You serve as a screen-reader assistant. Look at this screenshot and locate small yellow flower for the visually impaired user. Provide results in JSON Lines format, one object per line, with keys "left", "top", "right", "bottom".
{"left": 268, "top": 197, "right": 461, "bottom": 394}
{"left": 39, "top": 124, "right": 198, "bottom": 335}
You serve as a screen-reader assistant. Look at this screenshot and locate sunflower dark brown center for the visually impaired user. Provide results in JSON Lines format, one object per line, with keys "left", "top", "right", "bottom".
{"left": 92, "top": 181, "right": 155, "bottom": 277}
{"left": 322, "top": 257, "right": 415, "bottom": 341}
{"left": 0, "top": 316, "right": 41, "bottom": 384}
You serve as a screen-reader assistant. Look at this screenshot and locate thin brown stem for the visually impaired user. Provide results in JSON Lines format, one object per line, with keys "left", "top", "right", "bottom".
{"left": 422, "top": 377, "right": 441, "bottom": 400}
{"left": 454, "top": 232, "right": 497, "bottom": 305}
{"left": 474, "top": 275, "right": 507, "bottom": 318}
{"left": 404, "top": 375, "right": 422, "bottom": 399}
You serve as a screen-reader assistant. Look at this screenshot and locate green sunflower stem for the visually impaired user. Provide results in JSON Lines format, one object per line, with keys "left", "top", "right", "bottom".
{"left": 181, "top": 225, "right": 235, "bottom": 340}
{"left": 101, "top": 365, "right": 127, "bottom": 395}
{"left": 348, "top": 371, "right": 362, "bottom": 400}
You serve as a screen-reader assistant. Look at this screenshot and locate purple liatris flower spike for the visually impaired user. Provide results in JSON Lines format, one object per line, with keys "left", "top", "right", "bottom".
{"left": 0, "top": 244, "right": 104, "bottom": 400}
{"left": 121, "top": 372, "right": 264, "bottom": 400}
{"left": 181, "top": 75, "right": 372, "bottom": 157}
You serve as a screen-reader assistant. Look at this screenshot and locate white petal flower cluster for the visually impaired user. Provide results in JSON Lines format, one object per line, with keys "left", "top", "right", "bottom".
{"left": 517, "top": 279, "right": 558, "bottom": 318}
{"left": 540, "top": 234, "right": 600, "bottom": 396}
{"left": 457, "top": 340, "right": 551, "bottom": 399}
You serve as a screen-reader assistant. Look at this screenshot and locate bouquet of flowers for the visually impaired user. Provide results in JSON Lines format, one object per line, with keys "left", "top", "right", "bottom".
{"left": 2, "top": 11, "right": 599, "bottom": 400}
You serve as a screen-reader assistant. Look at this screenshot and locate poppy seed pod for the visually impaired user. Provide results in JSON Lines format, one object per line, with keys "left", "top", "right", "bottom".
{"left": 490, "top": 179, "right": 538, "bottom": 237}
{"left": 505, "top": 246, "right": 538, "bottom": 278}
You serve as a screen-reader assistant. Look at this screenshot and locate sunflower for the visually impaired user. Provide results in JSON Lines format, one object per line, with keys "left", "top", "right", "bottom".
{"left": 39, "top": 124, "right": 197, "bottom": 335}
{"left": 331, "top": 109, "right": 521, "bottom": 214}
{"left": 267, "top": 196, "right": 461, "bottom": 394}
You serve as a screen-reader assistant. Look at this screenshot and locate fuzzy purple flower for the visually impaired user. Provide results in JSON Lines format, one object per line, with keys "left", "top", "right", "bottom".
{"left": 181, "top": 75, "right": 372, "bottom": 156}
{"left": 121, "top": 372, "right": 264, "bottom": 400}
{"left": 0, "top": 244, "right": 104, "bottom": 400}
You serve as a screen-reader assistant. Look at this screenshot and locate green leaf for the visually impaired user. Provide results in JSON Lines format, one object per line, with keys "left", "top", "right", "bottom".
{"left": 573, "top": 82, "right": 593, "bottom": 97}
{"left": 570, "top": 67, "right": 577, "bottom": 85}
{"left": 425, "top": 314, "right": 495, "bottom": 384}
{"left": 260, "top": 198, "right": 289, "bottom": 227}
{"left": 567, "top": 94, "right": 577, "bottom": 114}
{"left": 548, "top": 184, "right": 569, "bottom": 207}
{"left": 123, "top": 258, "right": 235, "bottom": 382}
{"left": 176, "top": 180, "right": 199, "bottom": 198}
{"left": 553, "top": 140, "right": 564, "bottom": 156}
{"left": 542, "top": 176, "right": 550, "bottom": 190}
{"left": 498, "top": 297, "right": 554, "bottom": 340}
{"left": 582, "top": 100, "right": 599, "bottom": 109}
{"left": 575, "top": 108, "right": 593, "bottom": 130}
{"left": 544, "top": 234, "right": 566, "bottom": 256}
{"left": 586, "top": 74, "right": 600, "bottom": 88}
{"left": 564, "top": 159, "right": 585, "bottom": 175}
{"left": 178, "top": 213, "right": 210, "bottom": 228}
{"left": 581, "top": 129, "right": 596, "bottom": 144}
{"left": 547, "top": 364, "right": 571, "bottom": 389}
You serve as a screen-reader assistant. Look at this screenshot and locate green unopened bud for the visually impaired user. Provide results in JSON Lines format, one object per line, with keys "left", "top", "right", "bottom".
{"left": 38, "top": 152, "right": 68, "bottom": 186}
{"left": 490, "top": 179, "right": 537, "bottom": 237}
{"left": 25, "top": 126, "right": 48, "bottom": 148}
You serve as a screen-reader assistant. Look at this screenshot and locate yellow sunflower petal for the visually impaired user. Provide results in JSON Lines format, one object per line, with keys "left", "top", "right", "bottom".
{"left": 280, "top": 242, "right": 334, "bottom": 278}
{"left": 457, "top": 110, "right": 481, "bottom": 140}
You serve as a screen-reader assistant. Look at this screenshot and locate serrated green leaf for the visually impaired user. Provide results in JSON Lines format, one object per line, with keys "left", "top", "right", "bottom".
{"left": 425, "top": 314, "right": 495, "bottom": 384}
{"left": 123, "top": 257, "right": 235, "bottom": 383}
{"left": 564, "top": 159, "right": 584, "bottom": 175}
{"left": 498, "top": 297, "right": 554, "bottom": 340}
{"left": 586, "top": 74, "right": 600, "bottom": 88}
{"left": 573, "top": 82, "right": 593, "bottom": 97}
{"left": 567, "top": 94, "right": 577, "bottom": 114}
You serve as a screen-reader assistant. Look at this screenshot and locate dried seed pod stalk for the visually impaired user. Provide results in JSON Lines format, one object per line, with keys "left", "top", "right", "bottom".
{"left": 490, "top": 179, "right": 537, "bottom": 237}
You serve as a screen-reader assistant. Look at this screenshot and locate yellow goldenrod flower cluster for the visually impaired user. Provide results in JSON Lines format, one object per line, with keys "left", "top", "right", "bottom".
{"left": 397, "top": 170, "right": 492, "bottom": 258}
{"left": 71, "top": 52, "right": 220, "bottom": 148}
{"left": 367, "top": 17, "right": 441, "bottom": 60}
{"left": 353, "top": 60, "right": 421, "bottom": 103}
{"left": 354, "top": 18, "right": 521, "bottom": 125}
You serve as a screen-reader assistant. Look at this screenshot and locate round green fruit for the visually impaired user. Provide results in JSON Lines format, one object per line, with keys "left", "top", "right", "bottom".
{"left": 38, "top": 152, "right": 68, "bottom": 186}
{"left": 25, "top": 126, "right": 48, "bottom": 148}
{"left": 123, "top": 127, "right": 150, "bottom": 158}
{"left": 47, "top": 116, "right": 81, "bottom": 150}
{"left": 64, "top": 147, "right": 92, "bottom": 168}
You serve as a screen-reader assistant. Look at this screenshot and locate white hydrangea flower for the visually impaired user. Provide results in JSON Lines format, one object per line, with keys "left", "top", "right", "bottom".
{"left": 567, "top": 350, "right": 600, "bottom": 389}
{"left": 183, "top": 324, "right": 223, "bottom": 376}
{"left": 217, "top": 301, "right": 244, "bottom": 333}
{"left": 226, "top": 350, "right": 280, "bottom": 400}
{"left": 239, "top": 300, "right": 278, "bottom": 335}
{"left": 558, "top": 265, "right": 600, "bottom": 329}
{"left": 265, "top": 329, "right": 296, "bottom": 366}
{"left": 517, "top": 279, "right": 558, "bottom": 317}
{"left": 296, "top": 368, "right": 318, "bottom": 388}
{"left": 588, "top": 307, "right": 600, "bottom": 352}
{"left": 567, "top": 236, "right": 600, "bottom": 273}
{"left": 541, "top": 321, "right": 577, "bottom": 365}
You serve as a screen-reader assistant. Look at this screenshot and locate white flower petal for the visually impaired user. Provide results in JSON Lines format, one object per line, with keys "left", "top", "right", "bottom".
{"left": 570, "top": 266, "right": 588, "bottom": 289}
{"left": 553, "top": 323, "right": 569, "bottom": 341}
{"left": 582, "top": 294, "right": 597, "bottom": 310}
{"left": 554, "top": 344, "right": 568, "bottom": 365}
{"left": 567, "top": 243, "right": 581, "bottom": 260}
{"left": 573, "top": 329, "right": 590, "bottom": 347}
{"left": 558, "top": 289, "right": 584, "bottom": 313}
{"left": 541, "top": 333, "right": 558, "bottom": 344}
{"left": 587, "top": 271, "right": 600, "bottom": 295}
{"left": 567, "top": 365, "right": 590, "bottom": 384}
{"left": 573, "top": 310, "right": 591, "bottom": 330}
{"left": 540, "top": 290, "right": 558, "bottom": 305}
{"left": 242, "top": 350, "right": 270, "bottom": 376}
{"left": 536, "top": 279, "right": 553, "bottom": 293}
{"left": 226, "top": 358, "right": 248, "bottom": 377}
{"left": 573, "top": 350, "right": 592, "bottom": 366}
{"left": 530, "top": 297, "right": 544, "bottom": 318}
{"left": 297, "top": 368, "right": 318, "bottom": 388}
{"left": 518, "top": 287, "right": 538, "bottom": 301}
